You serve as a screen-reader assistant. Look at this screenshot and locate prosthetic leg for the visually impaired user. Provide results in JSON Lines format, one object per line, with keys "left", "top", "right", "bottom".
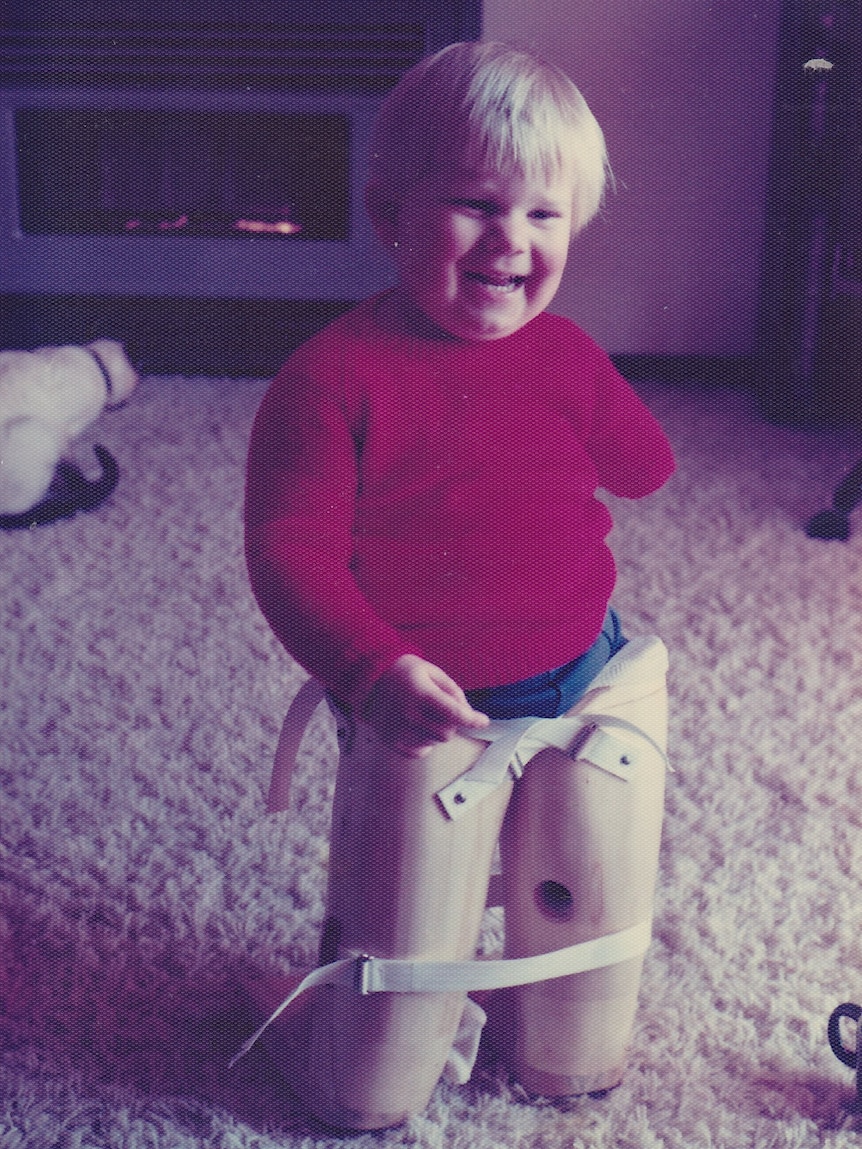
{"left": 299, "top": 720, "right": 513, "bottom": 1129}
{"left": 233, "top": 636, "right": 669, "bottom": 1127}
{"left": 484, "top": 635, "right": 669, "bottom": 1096}
{"left": 238, "top": 698, "right": 513, "bottom": 1131}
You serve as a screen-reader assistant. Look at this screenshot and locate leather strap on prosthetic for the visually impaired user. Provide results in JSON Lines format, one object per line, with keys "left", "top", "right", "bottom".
{"left": 265, "top": 637, "right": 669, "bottom": 818}
{"left": 265, "top": 674, "right": 327, "bottom": 814}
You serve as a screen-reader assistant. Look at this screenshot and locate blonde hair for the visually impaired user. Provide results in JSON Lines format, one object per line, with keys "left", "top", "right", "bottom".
{"left": 368, "top": 41, "right": 610, "bottom": 234}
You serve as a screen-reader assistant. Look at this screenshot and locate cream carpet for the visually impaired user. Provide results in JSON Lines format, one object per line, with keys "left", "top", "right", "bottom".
{"left": 2, "top": 372, "right": 862, "bottom": 1148}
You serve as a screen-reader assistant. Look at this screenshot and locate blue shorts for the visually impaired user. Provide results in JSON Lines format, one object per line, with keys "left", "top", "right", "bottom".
{"left": 464, "top": 609, "right": 627, "bottom": 720}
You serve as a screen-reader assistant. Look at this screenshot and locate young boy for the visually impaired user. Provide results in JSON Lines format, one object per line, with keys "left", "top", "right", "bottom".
{"left": 242, "top": 41, "right": 676, "bottom": 1127}
{"left": 244, "top": 40, "right": 674, "bottom": 751}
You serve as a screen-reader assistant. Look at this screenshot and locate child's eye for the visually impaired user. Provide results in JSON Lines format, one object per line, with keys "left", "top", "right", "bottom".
{"left": 530, "top": 208, "right": 562, "bottom": 221}
{"left": 452, "top": 198, "right": 497, "bottom": 215}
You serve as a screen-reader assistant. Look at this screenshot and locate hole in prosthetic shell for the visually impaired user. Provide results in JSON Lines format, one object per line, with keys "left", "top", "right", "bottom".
{"left": 535, "top": 880, "right": 575, "bottom": 922}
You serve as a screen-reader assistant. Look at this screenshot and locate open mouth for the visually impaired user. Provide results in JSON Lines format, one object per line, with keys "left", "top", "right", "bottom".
{"left": 464, "top": 271, "right": 527, "bottom": 293}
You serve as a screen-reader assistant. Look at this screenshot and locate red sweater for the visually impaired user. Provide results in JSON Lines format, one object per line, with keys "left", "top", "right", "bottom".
{"left": 245, "top": 293, "right": 675, "bottom": 712}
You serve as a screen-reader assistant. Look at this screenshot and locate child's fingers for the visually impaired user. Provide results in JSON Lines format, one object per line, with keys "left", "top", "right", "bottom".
{"left": 425, "top": 669, "right": 489, "bottom": 728}
{"left": 419, "top": 693, "right": 489, "bottom": 740}
{"left": 439, "top": 688, "right": 490, "bottom": 731}
{"left": 366, "top": 655, "right": 489, "bottom": 754}
{"left": 458, "top": 706, "right": 490, "bottom": 730}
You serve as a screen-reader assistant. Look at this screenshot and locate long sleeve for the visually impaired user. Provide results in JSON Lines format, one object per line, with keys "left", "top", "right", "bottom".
{"left": 244, "top": 355, "right": 419, "bottom": 713}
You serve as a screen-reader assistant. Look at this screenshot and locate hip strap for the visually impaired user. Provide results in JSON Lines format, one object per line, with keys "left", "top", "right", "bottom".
{"left": 437, "top": 636, "right": 671, "bottom": 820}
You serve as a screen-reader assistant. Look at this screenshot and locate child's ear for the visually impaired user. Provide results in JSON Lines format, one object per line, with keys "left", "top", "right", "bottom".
{"left": 365, "top": 182, "right": 400, "bottom": 246}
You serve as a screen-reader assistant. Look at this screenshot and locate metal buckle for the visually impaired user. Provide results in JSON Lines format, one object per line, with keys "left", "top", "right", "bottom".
{"left": 354, "top": 953, "right": 373, "bottom": 995}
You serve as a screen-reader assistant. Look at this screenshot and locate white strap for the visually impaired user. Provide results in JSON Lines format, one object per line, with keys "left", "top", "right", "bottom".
{"left": 356, "top": 917, "right": 652, "bottom": 995}
{"left": 436, "top": 635, "right": 670, "bottom": 821}
{"left": 229, "top": 918, "right": 651, "bottom": 1068}
{"left": 267, "top": 639, "right": 670, "bottom": 819}
{"left": 266, "top": 677, "right": 327, "bottom": 813}
{"left": 437, "top": 714, "right": 669, "bottom": 821}
{"left": 229, "top": 957, "right": 357, "bottom": 1068}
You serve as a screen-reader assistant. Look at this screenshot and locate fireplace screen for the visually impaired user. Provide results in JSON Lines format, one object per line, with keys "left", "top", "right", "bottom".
{"left": 14, "top": 108, "right": 350, "bottom": 241}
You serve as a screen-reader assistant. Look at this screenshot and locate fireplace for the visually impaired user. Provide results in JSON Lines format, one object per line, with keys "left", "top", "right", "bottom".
{"left": 0, "top": 0, "right": 480, "bottom": 371}
{"left": 14, "top": 108, "right": 350, "bottom": 241}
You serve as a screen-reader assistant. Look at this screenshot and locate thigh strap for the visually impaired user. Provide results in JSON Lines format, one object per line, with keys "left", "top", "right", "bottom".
{"left": 229, "top": 917, "right": 652, "bottom": 1069}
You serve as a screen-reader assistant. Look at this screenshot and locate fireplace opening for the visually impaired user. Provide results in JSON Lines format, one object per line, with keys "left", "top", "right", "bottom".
{"left": 14, "top": 108, "right": 350, "bottom": 241}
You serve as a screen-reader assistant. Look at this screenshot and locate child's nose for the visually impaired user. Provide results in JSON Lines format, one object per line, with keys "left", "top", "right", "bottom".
{"left": 486, "top": 211, "right": 527, "bottom": 254}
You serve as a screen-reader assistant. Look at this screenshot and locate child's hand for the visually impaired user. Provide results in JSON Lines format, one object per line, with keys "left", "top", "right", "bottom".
{"left": 363, "top": 654, "right": 490, "bottom": 758}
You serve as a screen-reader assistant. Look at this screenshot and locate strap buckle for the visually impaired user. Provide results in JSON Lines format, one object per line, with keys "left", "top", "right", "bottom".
{"left": 355, "top": 953, "right": 374, "bottom": 995}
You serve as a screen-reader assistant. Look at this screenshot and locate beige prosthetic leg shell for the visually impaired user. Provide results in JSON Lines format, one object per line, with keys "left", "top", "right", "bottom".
{"left": 292, "top": 724, "right": 512, "bottom": 1131}
{"left": 487, "top": 667, "right": 668, "bottom": 1097}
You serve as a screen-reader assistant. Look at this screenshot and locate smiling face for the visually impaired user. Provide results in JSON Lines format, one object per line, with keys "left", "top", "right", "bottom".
{"left": 368, "top": 160, "right": 576, "bottom": 342}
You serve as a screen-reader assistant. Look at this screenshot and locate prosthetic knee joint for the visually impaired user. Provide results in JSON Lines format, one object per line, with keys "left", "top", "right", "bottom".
{"left": 233, "top": 636, "right": 669, "bottom": 1131}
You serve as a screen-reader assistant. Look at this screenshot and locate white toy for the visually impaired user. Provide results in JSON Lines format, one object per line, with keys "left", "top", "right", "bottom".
{"left": 0, "top": 339, "right": 137, "bottom": 528}
{"left": 234, "top": 636, "right": 670, "bottom": 1131}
